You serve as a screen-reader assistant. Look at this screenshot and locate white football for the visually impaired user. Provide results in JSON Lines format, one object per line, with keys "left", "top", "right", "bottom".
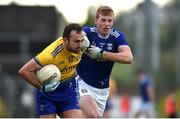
{"left": 36, "top": 64, "right": 61, "bottom": 85}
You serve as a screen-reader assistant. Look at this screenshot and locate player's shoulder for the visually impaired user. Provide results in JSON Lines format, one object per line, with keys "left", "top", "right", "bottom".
{"left": 110, "top": 28, "right": 125, "bottom": 39}
{"left": 83, "top": 26, "right": 97, "bottom": 34}
{"left": 54, "top": 37, "right": 63, "bottom": 45}
{"left": 48, "top": 37, "right": 64, "bottom": 57}
{"left": 50, "top": 37, "right": 63, "bottom": 48}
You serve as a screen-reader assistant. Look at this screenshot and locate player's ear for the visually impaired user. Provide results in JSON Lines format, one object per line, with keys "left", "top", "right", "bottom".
{"left": 63, "top": 37, "right": 68, "bottom": 44}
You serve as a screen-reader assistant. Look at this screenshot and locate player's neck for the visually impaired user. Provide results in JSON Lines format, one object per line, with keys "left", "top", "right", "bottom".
{"left": 98, "top": 33, "right": 109, "bottom": 39}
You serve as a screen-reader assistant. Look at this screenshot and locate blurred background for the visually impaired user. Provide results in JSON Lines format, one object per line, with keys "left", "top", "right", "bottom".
{"left": 0, "top": 0, "right": 179, "bottom": 118}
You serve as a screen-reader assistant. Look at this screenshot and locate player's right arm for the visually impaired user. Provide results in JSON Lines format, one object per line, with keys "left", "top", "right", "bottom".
{"left": 147, "top": 84, "right": 155, "bottom": 101}
{"left": 19, "top": 39, "right": 62, "bottom": 92}
{"left": 103, "top": 45, "right": 133, "bottom": 64}
{"left": 18, "top": 59, "right": 42, "bottom": 90}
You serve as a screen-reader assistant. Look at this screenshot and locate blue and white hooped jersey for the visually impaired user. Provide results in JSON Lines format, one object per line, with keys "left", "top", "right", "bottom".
{"left": 77, "top": 26, "right": 129, "bottom": 88}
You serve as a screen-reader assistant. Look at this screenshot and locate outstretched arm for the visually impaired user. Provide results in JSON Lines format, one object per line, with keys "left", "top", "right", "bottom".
{"left": 87, "top": 45, "right": 133, "bottom": 63}
{"left": 103, "top": 45, "right": 133, "bottom": 64}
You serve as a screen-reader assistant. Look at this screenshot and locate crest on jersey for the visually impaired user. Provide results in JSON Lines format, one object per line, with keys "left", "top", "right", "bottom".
{"left": 81, "top": 89, "right": 88, "bottom": 93}
{"left": 107, "top": 43, "right": 113, "bottom": 50}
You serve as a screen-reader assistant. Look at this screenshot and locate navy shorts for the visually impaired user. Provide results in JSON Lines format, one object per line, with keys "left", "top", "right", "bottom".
{"left": 36, "top": 77, "right": 79, "bottom": 116}
{"left": 105, "top": 98, "right": 113, "bottom": 111}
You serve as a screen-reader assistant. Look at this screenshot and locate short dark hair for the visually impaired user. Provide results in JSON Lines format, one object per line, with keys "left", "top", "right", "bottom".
{"left": 63, "top": 23, "right": 82, "bottom": 39}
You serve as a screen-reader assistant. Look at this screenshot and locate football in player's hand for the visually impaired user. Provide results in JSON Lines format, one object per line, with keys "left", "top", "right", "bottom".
{"left": 36, "top": 64, "right": 61, "bottom": 85}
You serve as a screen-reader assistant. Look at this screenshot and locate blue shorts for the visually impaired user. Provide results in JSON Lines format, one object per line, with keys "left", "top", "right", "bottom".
{"left": 36, "top": 77, "right": 79, "bottom": 116}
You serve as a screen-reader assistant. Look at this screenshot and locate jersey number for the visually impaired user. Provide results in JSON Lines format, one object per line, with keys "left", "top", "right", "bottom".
{"left": 68, "top": 56, "right": 74, "bottom": 62}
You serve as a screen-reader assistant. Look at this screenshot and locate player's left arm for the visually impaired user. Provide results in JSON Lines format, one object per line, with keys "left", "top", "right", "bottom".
{"left": 103, "top": 45, "right": 133, "bottom": 64}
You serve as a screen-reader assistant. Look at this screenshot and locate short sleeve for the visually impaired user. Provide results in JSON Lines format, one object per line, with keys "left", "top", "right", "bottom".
{"left": 116, "top": 32, "right": 128, "bottom": 47}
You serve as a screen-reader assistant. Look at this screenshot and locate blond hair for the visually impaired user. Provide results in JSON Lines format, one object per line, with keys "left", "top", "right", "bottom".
{"left": 96, "top": 6, "right": 114, "bottom": 19}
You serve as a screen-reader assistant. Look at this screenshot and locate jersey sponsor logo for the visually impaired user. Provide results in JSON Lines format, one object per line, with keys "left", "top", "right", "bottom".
{"left": 99, "top": 43, "right": 106, "bottom": 48}
{"left": 51, "top": 44, "right": 63, "bottom": 57}
{"left": 61, "top": 65, "right": 77, "bottom": 73}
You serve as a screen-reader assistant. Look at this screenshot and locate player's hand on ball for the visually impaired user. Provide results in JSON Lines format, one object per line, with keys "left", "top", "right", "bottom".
{"left": 36, "top": 64, "right": 61, "bottom": 92}
{"left": 80, "top": 36, "right": 90, "bottom": 52}
{"left": 86, "top": 45, "right": 104, "bottom": 59}
{"left": 41, "top": 81, "right": 60, "bottom": 92}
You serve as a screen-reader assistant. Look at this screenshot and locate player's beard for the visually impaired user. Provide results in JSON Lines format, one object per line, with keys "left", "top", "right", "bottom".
{"left": 67, "top": 43, "right": 80, "bottom": 53}
{"left": 97, "top": 27, "right": 110, "bottom": 38}
{"left": 101, "top": 28, "right": 110, "bottom": 37}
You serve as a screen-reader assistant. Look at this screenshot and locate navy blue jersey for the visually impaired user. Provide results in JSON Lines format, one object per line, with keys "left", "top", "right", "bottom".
{"left": 77, "top": 26, "right": 128, "bottom": 88}
{"left": 140, "top": 75, "right": 154, "bottom": 102}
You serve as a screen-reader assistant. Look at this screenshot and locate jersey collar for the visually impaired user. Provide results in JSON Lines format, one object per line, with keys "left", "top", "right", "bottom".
{"left": 63, "top": 47, "right": 82, "bottom": 57}
{"left": 97, "top": 33, "right": 110, "bottom": 39}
